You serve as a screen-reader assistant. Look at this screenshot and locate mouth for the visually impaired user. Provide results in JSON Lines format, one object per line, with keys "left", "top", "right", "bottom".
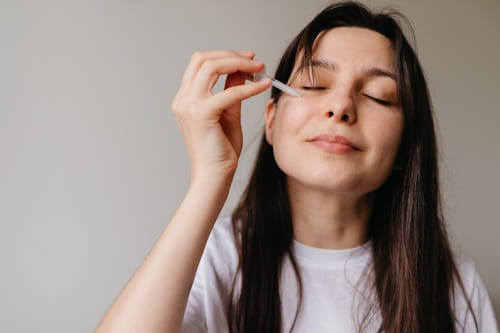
{"left": 307, "top": 134, "right": 361, "bottom": 154}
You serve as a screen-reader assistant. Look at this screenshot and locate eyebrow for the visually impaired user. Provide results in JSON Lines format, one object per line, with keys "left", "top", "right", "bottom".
{"left": 297, "top": 58, "right": 397, "bottom": 81}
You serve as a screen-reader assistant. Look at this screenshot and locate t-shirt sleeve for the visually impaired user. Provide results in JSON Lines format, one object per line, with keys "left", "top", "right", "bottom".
{"left": 454, "top": 258, "right": 499, "bottom": 333}
{"left": 181, "top": 217, "right": 239, "bottom": 333}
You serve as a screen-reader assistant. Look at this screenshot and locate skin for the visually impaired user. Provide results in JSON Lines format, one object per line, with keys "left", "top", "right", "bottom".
{"left": 265, "top": 27, "right": 404, "bottom": 249}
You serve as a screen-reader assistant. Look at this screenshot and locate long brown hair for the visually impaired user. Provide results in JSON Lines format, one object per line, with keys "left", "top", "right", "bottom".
{"left": 228, "top": 2, "right": 477, "bottom": 332}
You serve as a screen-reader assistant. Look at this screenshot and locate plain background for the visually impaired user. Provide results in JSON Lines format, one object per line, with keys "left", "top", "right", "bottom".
{"left": 1, "top": 0, "right": 498, "bottom": 332}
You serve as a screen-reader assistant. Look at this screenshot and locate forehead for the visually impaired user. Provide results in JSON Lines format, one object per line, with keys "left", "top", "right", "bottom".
{"left": 312, "top": 27, "right": 395, "bottom": 71}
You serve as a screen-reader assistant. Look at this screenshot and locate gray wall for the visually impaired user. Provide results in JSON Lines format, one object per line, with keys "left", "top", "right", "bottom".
{"left": 1, "top": 0, "right": 498, "bottom": 332}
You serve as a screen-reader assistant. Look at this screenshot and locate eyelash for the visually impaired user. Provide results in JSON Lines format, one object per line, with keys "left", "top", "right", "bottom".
{"left": 301, "top": 87, "right": 392, "bottom": 106}
{"left": 301, "top": 86, "right": 327, "bottom": 91}
{"left": 364, "top": 95, "right": 392, "bottom": 106}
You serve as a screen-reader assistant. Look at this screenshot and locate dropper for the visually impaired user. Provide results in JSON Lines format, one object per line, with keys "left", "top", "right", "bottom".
{"left": 241, "top": 70, "right": 300, "bottom": 97}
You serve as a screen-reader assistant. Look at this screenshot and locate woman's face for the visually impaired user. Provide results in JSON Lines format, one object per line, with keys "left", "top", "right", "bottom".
{"left": 265, "top": 27, "right": 404, "bottom": 196}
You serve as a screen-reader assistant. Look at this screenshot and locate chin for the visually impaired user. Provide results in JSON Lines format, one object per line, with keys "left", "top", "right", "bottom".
{"left": 285, "top": 170, "right": 362, "bottom": 195}
{"left": 275, "top": 152, "right": 390, "bottom": 196}
{"left": 283, "top": 164, "right": 387, "bottom": 197}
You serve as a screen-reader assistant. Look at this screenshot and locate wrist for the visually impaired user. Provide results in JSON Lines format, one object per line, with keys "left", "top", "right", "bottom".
{"left": 190, "top": 161, "right": 237, "bottom": 186}
{"left": 184, "top": 174, "right": 234, "bottom": 221}
{"left": 189, "top": 171, "right": 235, "bottom": 195}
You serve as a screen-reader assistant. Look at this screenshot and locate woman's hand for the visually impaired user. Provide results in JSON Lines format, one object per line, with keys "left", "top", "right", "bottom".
{"left": 171, "top": 50, "right": 271, "bottom": 184}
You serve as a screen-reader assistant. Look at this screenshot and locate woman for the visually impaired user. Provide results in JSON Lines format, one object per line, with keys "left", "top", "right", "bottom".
{"left": 96, "top": 2, "right": 498, "bottom": 332}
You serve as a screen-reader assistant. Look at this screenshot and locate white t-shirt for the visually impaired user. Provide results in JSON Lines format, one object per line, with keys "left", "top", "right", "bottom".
{"left": 182, "top": 216, "right": 498, "bottom": 332}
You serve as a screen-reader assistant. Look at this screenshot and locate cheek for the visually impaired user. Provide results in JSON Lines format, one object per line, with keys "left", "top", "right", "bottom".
{"left": 271, "top": 121, "right": 300, "bottom": 169}
{"left": 364, "top": 111, "right": 404, "bottom": 167}
{"left": 271, "top": 98, "right": 312, "bottom": 142}
{"left": 270, "top": 98, "right": 312, "bottom": 171}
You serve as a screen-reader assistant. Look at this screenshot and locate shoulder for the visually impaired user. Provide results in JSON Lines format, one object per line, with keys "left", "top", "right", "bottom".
{"left": 205, "top": 215, "right": 238, "bottom": 257}
{"left": 454, "top": 255, "right": 487, "bottom": 301}
{"left": 452, "top": 256, "right": 499, "bottom": 332}
{"left": 454, "top": 256, "right": 479, "bottom": 294}
{"left": 208, "top": 215, "right": 237, "bottom": 248}
{"left": 198, "top": 215, "right": 239, "bottom": 283}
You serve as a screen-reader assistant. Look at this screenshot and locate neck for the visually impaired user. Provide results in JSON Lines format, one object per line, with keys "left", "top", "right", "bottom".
{"left": 287, "top": 179, "right": 373, "bottom": 250}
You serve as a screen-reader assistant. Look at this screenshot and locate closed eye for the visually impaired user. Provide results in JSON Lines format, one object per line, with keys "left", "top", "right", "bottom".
{"left": 301, "top": 86, "right": 328, "bottom": 90}
{"left": 364, "top": 94, "right": 392, "bottom": 106}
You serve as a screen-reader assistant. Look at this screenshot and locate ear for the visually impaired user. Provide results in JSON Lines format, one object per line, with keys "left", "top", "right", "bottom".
{"left": 265, "top": 99, "right": 277, "bottom": 145}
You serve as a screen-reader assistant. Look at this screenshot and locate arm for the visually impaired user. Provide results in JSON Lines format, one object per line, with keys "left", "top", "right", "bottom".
{"left": 95, "top": 50, "right": 271, "bottom": 333}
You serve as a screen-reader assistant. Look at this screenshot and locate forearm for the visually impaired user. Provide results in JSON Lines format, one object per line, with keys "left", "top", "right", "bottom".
{"left": 95, "top": 175, "right": 233, "bottom": 333}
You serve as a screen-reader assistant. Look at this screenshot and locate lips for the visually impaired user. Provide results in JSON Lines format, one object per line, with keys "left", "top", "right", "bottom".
{"left": 307, "top": 134, "right": 361, "bottom": 153}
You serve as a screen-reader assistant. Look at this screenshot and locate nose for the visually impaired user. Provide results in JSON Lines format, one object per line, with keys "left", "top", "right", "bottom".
{"left": 323, "top": 87, "right": 356, "bottom": 124}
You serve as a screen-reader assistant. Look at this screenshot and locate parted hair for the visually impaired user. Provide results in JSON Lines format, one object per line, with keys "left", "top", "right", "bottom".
{"left": 228, "top": 2, "right": 477, "bottom": 332}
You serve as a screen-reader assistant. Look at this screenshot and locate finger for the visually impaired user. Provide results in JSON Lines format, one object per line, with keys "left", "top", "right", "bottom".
{"left": 181, "top": 50, "right": 254, "bottom": 88}
{"left": 206, "top": 78, "right": 272, "bottom": 113}
{"left": 220, "top": 74, "right": 270, "bottom": 156}
{"left": 236, "top": 50, "right": 255, "bottom": 59}
{"left": 219, "top": 73, "right": 245, "bottom": 146}
{"left": 191, "top": 57, "right": 265, "bottom": 96}
{"left": 221, "top": 72, "right": 246, "bottom": 129}
{"left": 219, "top": 105, "right": 243, "bottom": 156}
{"left": 224, "top": 72, "right": 246, "bottom": 90}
